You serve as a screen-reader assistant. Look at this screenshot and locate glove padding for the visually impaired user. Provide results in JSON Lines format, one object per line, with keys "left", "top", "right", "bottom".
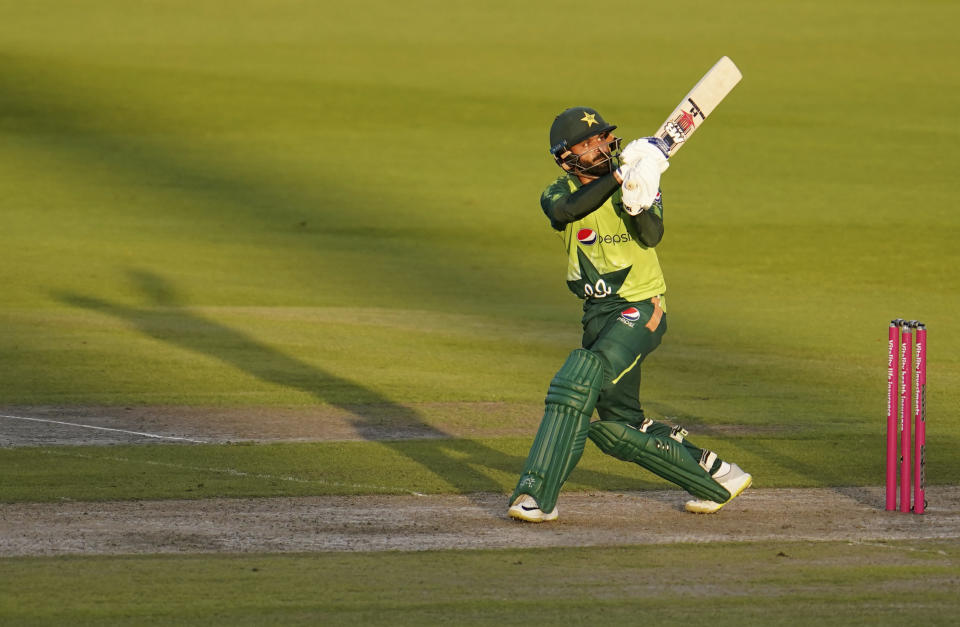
{"left": 618, "top": 137, "right": 670, "bottom": 171}
{"left": 620, "top": 158, "right": 662, "bottom": 215}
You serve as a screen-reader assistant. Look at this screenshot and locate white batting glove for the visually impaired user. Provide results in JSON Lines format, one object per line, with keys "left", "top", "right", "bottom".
{"left": 620, "top": 158, "right": 662, "bottom": 215}
{"left": 618, "top": 137, "right": 670, "bottom": 171}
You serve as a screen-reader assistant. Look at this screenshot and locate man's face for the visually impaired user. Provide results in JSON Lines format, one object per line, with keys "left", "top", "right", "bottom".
{"left": 561, "top": 132, "right": 619, "bottom": 178}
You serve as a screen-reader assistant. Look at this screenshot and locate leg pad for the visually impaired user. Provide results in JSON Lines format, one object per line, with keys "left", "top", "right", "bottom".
{"left": 588, "top": 420, "right": 730, "bottom": 503}
{"left": 510, "top": 349, "right": 604, "bottom": 513}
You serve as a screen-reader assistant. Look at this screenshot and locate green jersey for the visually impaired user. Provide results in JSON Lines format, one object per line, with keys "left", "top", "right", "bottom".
{"left": 541, "top": 174, "right": 666, "bottom": 306}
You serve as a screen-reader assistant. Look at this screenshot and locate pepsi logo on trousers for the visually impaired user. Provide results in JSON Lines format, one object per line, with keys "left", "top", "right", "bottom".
{"left": 620, "top": 307, "right": 641, "bottom": 322}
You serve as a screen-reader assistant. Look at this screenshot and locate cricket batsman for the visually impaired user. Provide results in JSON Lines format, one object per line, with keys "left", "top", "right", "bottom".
{"left": 508, "top": 106, "right": 752, "bottom": 522}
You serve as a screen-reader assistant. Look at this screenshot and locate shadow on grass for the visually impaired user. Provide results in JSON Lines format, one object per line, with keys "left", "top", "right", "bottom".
{"left": 13, "top": 53, "right": 667, "bottom": 508}
{"left": 0, "top": 53, "right": 538, "bottom": 312}
{"left": 54, "top": 270, "right": 632, "bottom": 508}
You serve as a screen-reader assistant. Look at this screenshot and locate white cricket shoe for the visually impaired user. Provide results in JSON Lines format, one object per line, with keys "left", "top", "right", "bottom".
{"left": 684, "top": 463, "right": 752, "bottom": 514}
{"left": 508, "top": 494, "right": 558, "bottom": 523}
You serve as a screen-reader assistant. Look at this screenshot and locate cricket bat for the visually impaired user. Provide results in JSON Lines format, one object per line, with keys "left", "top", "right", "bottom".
{"left": 654, "top": 56, "right": 742, "bottom": 157}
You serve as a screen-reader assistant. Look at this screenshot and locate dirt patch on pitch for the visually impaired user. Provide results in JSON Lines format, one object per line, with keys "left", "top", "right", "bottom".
{"left": 2, "top": 486, "right": 958, "bottom": 556}
{"left": 0, "top": 404, "right": 789, "bottom": 447}
{"left": 0, "top": 403, "right": 544, "bottom": 446}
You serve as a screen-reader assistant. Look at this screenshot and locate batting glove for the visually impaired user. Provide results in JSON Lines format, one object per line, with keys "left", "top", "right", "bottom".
{"left": 616, "top": 137, "right": 670, "bottom": 182}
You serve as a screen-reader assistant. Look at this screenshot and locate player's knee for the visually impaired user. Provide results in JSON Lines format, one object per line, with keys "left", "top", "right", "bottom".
{"left": 587, "top": 420, "right": 639, "bottom": 461}
{"left": 588, "top": 420, "right": 730, "bottom": 503}
{"left": 546, "top": 349, "right": 604, "bottom": 410}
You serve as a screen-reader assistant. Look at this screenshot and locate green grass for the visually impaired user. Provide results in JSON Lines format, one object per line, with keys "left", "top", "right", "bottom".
{"left": 2, "top": 541, "right": 959, "bottom": 625}
{"left": 0, "top": 0, "right": 958, "bottom": 427}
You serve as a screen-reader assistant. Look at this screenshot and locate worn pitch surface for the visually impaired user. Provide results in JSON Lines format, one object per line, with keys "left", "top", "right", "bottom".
{"left": 1, "top": 487, "right": 957, "bottom": 556}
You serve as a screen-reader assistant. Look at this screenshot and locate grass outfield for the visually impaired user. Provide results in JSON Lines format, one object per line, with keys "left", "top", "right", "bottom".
{"left": 1, "top": 1, "right": 957, "bottom": 422}
{"left": 3, "top": 541, "right": 960, "bottom": 625}
{"left": 1, "top": 0, "right": 959, "bottom": 623}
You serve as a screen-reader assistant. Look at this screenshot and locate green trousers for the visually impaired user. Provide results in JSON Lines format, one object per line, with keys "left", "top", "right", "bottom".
{"left": 583, "top": 297, "right": 666, "bottom": 424}
{"left": 584, "top": 296, "right": 715, "bottom": 466}
{"left": 511, "top": 296, "right": 720, "bottom": 511}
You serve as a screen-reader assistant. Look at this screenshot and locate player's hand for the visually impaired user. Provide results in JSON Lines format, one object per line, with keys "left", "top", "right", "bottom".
{"left": 620, "top": 158, "right": 662, "bottom": 215}
{"left": 616, "top": 137, "right": 669, "bottom": 183}
{"left": 619, "top": 137, "right": 670, "bottom": 166}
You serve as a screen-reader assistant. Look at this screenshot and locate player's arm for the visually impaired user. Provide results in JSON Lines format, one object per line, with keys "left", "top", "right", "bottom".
{"left": 619, "top": 144, "right": 666, "bottom": 246}
{"left": 627, "top": 192, "right": 664, "bottom": 247}
{"left": 541, "top": 173, "right": 620, "bottom": 231}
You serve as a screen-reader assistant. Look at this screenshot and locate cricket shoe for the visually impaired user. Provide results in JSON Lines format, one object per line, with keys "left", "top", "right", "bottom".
{"left": 684, "top": 463, "right": 752, "bottom": 514}
{"left": 508, "top": 494, "right": 558, "bottom": 523}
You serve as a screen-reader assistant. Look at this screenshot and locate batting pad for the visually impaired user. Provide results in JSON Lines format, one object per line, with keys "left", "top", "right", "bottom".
{"left": 510, "top": 349, "right": 604, "bottom": 514}
{"left": 588, "top": 420, "right": 731, "bottom": 503}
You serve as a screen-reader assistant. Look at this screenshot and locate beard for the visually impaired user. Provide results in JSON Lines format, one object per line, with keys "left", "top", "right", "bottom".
{"left": 577, "top": 150, "right": 614, "bottom": 177}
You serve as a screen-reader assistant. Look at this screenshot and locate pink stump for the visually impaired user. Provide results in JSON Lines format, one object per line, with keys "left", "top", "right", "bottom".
{"left": 886, "top": 321, "right": 899, "bottom": 511}
{"left": 914, "top": 324, "right": 926, "bottom": 514}
{"left": 899, "top": 324, "right": 912, "bottom": 513}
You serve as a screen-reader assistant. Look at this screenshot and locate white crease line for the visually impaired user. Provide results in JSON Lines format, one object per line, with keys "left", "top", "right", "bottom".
{"left": 847, "top": 539, "right": 950, "bottom": 555}
{"left": 0, "top": 414, "right": 207, "bottom": 444}
{"left": 39, "top": 449, "right": 426, "bottom": 496}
